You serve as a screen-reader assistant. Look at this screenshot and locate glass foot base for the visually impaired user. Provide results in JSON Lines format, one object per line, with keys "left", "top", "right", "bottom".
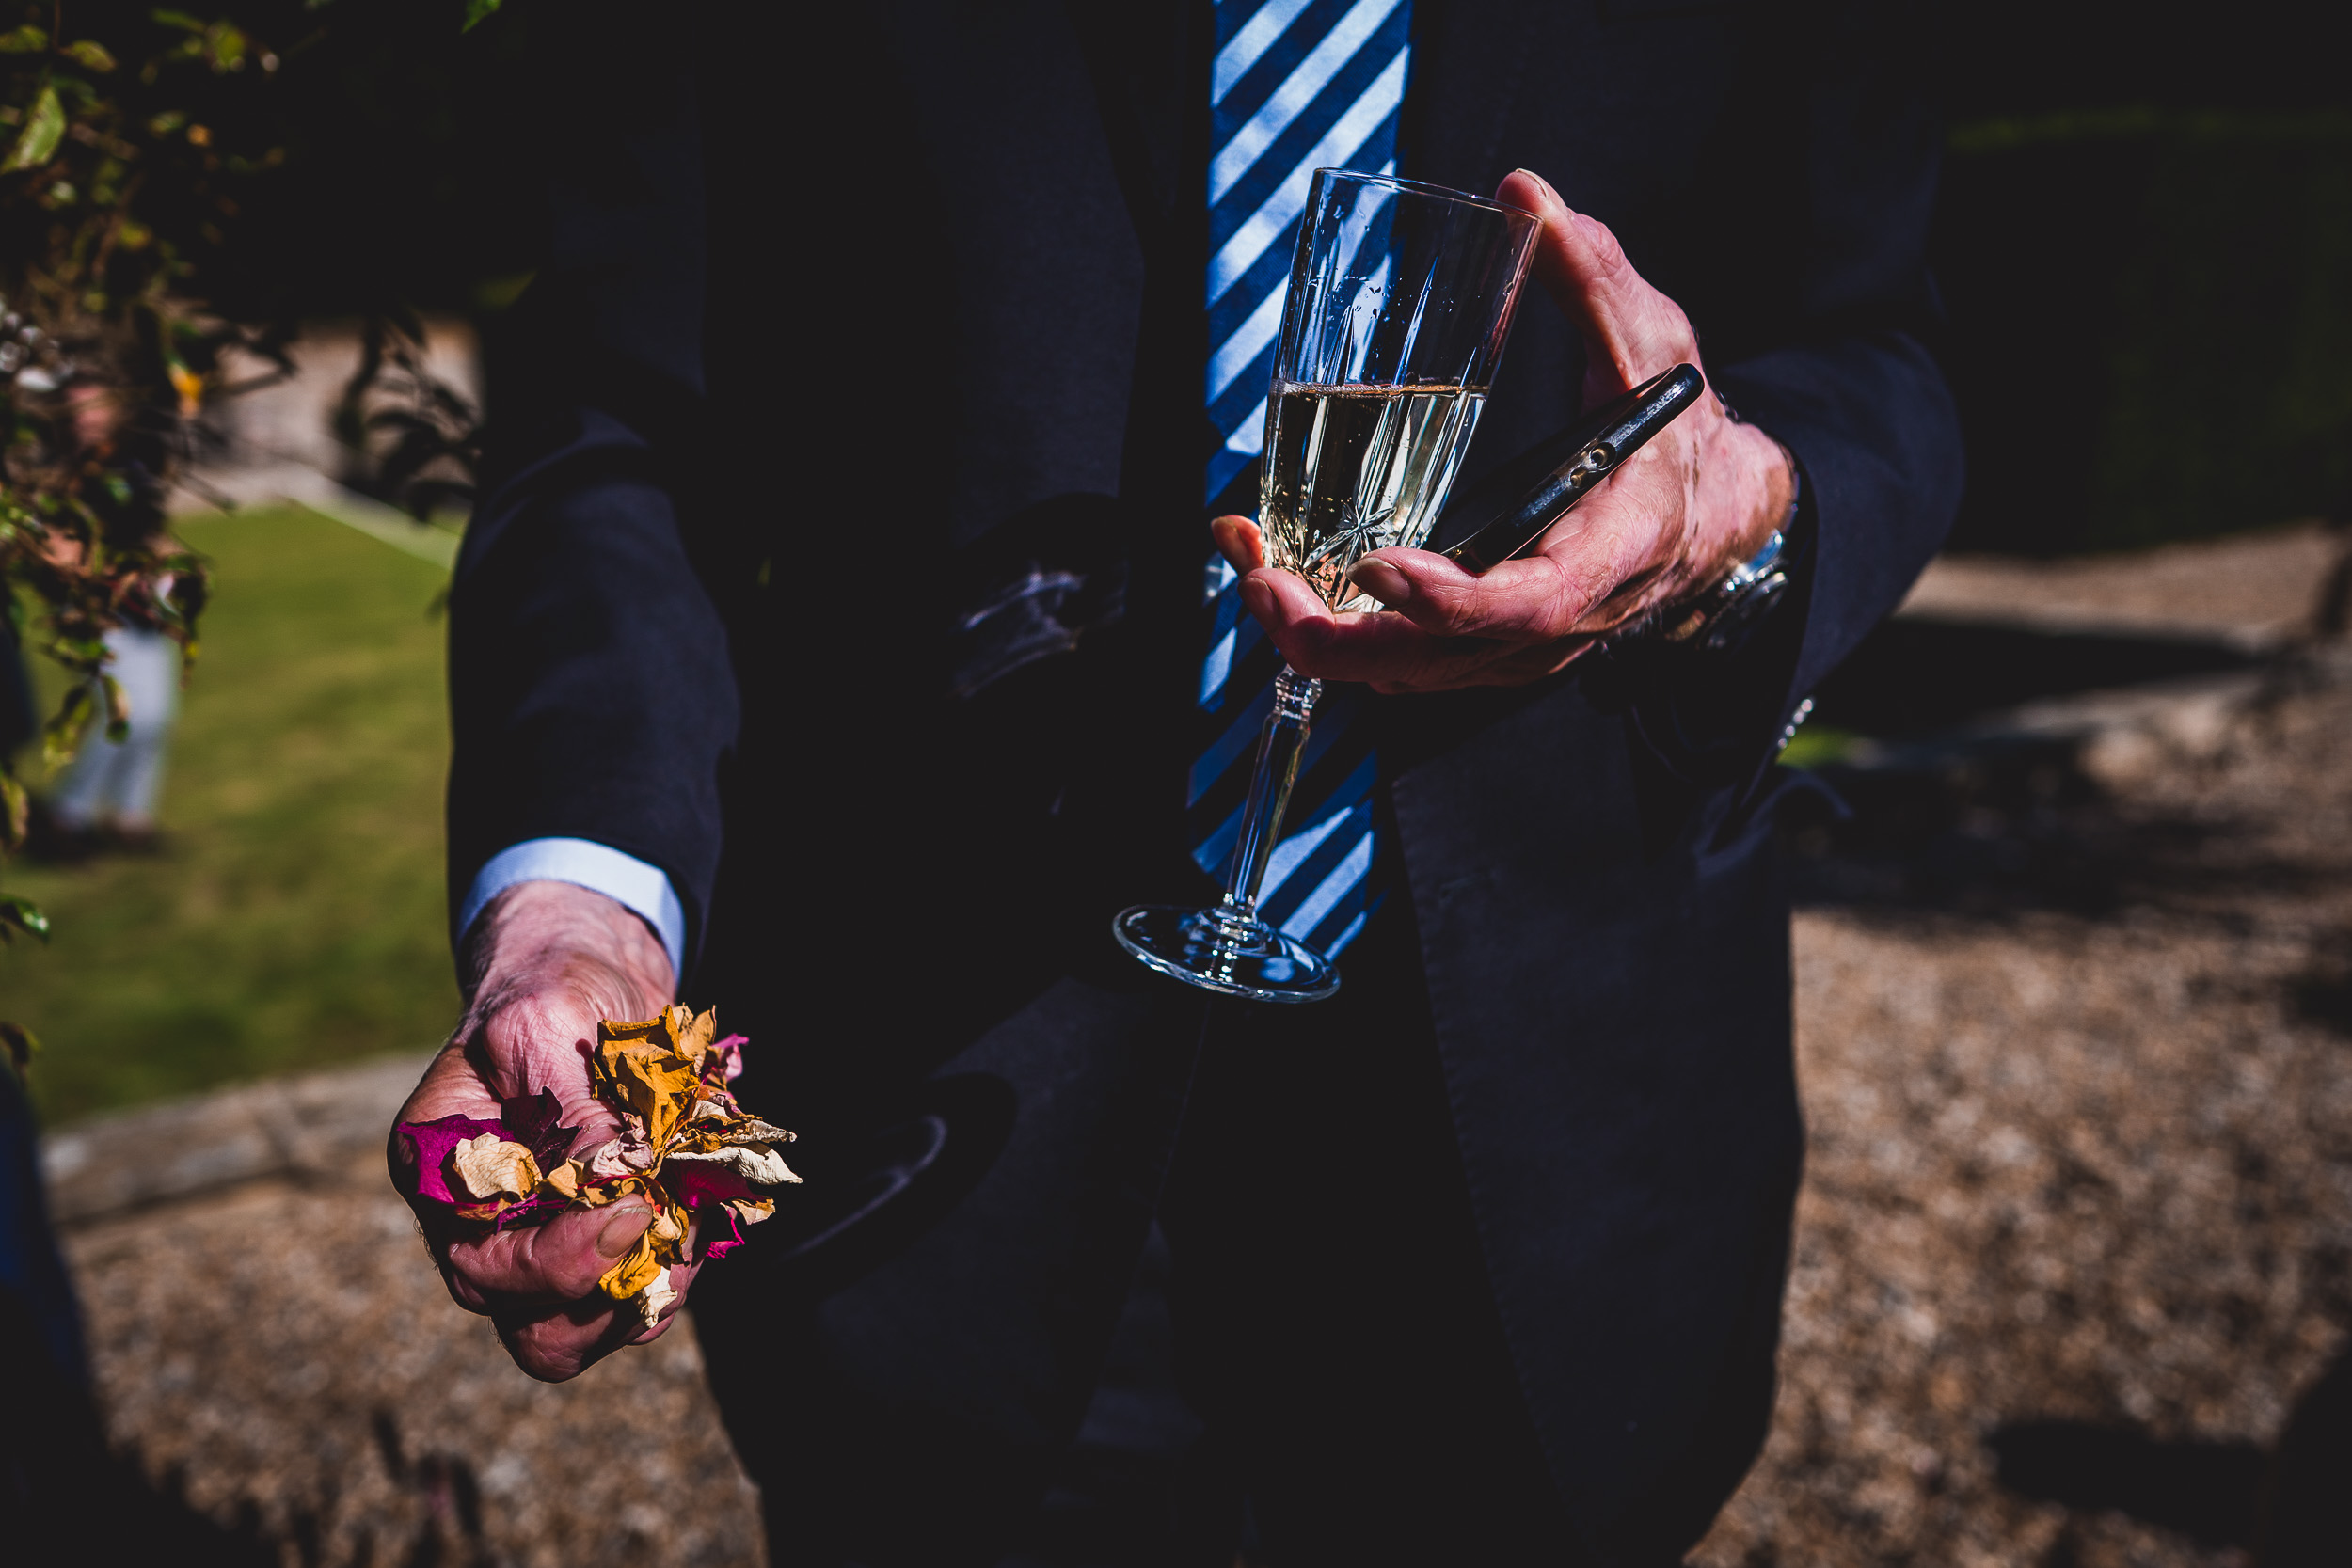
{"left": 1113, "top": 905, "right": 1341, "bottom": 1004}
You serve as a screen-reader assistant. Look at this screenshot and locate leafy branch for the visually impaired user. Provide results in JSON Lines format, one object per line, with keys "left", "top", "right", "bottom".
{"left": 0, "top": 3, "right": 288, "bottom": 1071}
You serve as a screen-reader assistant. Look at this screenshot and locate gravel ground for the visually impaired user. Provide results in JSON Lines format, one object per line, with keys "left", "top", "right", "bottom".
{"left": 1695, "top": 673, "right": 2352, "bottom": 1567}
{"left": 1897, "top": 521, "right": 2345, "bottom": 646}
{"left": 64, "top": 1150, "right": 766, "bottom": 1567}
{"left": 55, "top": 661, "right": 2352, "bottom": 1567}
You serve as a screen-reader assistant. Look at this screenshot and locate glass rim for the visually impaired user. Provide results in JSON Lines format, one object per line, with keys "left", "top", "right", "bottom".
{"left": 1310, "top": 167, "right": 1539, "bottom": 223}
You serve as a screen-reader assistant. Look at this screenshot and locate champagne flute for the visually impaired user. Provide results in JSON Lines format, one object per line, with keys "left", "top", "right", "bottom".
{"left": 1116, "top": 170, "right": 1539, "bottom": 1003}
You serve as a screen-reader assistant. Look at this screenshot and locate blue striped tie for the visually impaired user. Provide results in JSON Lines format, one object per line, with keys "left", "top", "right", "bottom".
{"left": 1191, "top": 0, "right": 1410, "bottom": 960}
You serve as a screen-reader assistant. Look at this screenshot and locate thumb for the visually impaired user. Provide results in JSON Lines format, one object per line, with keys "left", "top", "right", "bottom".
{"left": 1494, "top": 169, "right": 1693, "bottom": 396}
{"left": 444, "top": 1194, "right": 655, "bottom": 1307}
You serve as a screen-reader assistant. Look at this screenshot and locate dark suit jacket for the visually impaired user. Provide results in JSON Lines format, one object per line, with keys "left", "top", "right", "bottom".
{"left": 447, "top": 1, "right": 1959, "bottom": 1556}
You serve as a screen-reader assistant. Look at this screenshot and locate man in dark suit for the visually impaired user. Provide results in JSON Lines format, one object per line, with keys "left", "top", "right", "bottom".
{"left": 392, "top": 3, "right": 1959, "bottom": 1562}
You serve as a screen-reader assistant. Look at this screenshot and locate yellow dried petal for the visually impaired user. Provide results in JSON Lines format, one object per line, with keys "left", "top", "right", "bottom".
{"left": 596, "top": 1228, "right": 664, "bottom": 1301}
{"left": 592, "top": 1035, "right": 699, "bottom": 1147}
{"left": 452, "top": 1135, "right": 542, "bottom": 1201}
{"left": 541, "top": 1162, "right": 580, "bottom": 1200}
{"left": 650, "top": 1209, "right": 683, "bottom": 1243}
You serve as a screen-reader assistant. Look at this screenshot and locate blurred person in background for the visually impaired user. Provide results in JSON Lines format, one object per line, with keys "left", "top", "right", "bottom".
{"left": 44, "top": 620, "right": 182, "bottom": 853}
{"left": 40, "top": 379, "right": 182, "bottom": 856}
{"left": 393, "top": 4, "right": 1962, "bottom": 1564}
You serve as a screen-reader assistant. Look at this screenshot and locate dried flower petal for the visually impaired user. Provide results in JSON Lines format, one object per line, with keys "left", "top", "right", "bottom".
{"left": 452, "top": 1135, "right": 542, "bottom": 1201}
{"left": 398, "top": 1009, "right": 795, "bottom": 1330}
{"left": 709, "top": 1035, "right": 747, "bottom": 1083}
{"left": 582, "top": 1122, "right": 657, "bottom": 1180}
{"left": 396, "top": 1115, "right": 508, "bottom": 1204}
{"left": 594, "top": 1023, "right": 702, "bottom": 1146}
{"left": 637, "top": 1269, "right": 677, "bottom": 1327}
{"left": 500, "top": 1087, "right": 583, "bottom": 1170}
{"left": 596, "top": 1227, "right": 664, "bottom": 1302}
{"left": 667, "top": 1144, "right": 798, "bottom": 1190}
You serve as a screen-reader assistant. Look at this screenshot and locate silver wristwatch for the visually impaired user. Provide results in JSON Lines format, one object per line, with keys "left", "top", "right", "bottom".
{"left": 1654, "top": 528, "right": 1793, "bottom": 654}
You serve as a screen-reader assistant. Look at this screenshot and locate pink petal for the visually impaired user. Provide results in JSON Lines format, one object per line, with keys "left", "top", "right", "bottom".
{"left": 699, "top": 1203, "right": 748, "bottom": 1260}
{"left": 668, "top": 1159, "right": 759, "bottom": 1211}
{"left": 710, "top": 1035, "right": 747, "bottom": 1083}
{"left": 395, "top": 1115, "right": 508, "bottom": 1205}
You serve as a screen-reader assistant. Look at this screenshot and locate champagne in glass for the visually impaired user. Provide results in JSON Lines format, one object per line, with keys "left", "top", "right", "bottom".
{"left": 1261, "top": 380, "right": 1486, "bottom": 612}
{"left": 1115, "top": 171, "right": 1537, "bottom": 1004}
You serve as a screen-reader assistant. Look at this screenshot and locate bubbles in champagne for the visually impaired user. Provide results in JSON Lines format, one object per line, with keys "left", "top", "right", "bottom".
{"left": 1258, "top": 382, "right": 1486, "bottom": 611}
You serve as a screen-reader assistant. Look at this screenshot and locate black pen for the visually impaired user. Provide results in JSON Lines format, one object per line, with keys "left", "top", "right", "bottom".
{"left": 1439, "top": 364, "right": 1707, "bottom": 572}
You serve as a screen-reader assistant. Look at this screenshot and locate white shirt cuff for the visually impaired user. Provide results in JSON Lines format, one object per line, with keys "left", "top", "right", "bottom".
{"left": 457, "top": 838, "right": 687, "bottom": 981}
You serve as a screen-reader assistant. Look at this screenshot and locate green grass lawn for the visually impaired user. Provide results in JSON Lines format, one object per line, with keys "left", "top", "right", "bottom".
{"left": 4, "top": 506, "right": 461, "bottom": 1126}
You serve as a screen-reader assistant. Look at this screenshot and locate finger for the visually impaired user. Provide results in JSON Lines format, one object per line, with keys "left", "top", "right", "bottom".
{"left": 1210, "top": 515, "right": 1264, "bottom": 574}
{"left": 495, "top": 1294, "right": 632, "bottom": 1383}
{"left": 1344, "top": 529, "right": 1633, "bottom": 646}
{"left": 1494, "top": 169, "right": 1696, "bottom": 395}
{"left": 624, "top": 1258, "right": 704, "bottom": 1346}
{"left": 1240, "top": 566, "right": 1499, "bottom": 686}
{"left": 624, "top": 1212, "right": 704, "bottom": 1345}
{"left": 1240, "top": 567, "right": 1415, "bottom": 680}
{"left": 443, "top": 1200, "right": 654, "bottom": 1310}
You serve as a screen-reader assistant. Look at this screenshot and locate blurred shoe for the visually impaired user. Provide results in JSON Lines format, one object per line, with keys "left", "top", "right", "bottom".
{"left": 103, "top": 818, "right": 165, "bottom": 856}
{"left": 22, "top": 801, "right": 101, "bottom": 864}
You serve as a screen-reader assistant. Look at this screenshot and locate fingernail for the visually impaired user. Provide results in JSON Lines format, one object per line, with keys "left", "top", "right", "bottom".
{"left": 1350, "top": 560, "right": 1409, "bottom": 605}
{"left": 1517, "top": 167, "right": 1563, "bottom": 205}
{"left": 1240, "top": 576, "right": 1275, "bottom": 621}
{"left": 596, "top": 1204, "right": 652, "bottom": 1258}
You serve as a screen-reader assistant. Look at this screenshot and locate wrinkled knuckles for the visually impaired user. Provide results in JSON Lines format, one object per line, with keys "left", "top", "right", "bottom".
{"left": 440, "top": 1266, "right": 492, "bottom": 1316}
{"left": 498, "top": 1318, "right": 603, "bottom": 1384}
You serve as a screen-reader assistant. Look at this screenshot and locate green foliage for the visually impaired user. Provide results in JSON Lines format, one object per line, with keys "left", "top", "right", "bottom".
{"left": 1777, "top": 726, "right": 1859, "bottom": 773}
{"left": 0, "top": 4, "right": 499, "bottom": 1081}
{"left": 2089, "top": 115, "right": 2352, "bottom": 549}
{"left": 0, "top": 890, "right": 46, "bottom": 940}
{"left": 1939, "top": 111, "right": 2352, "bottom": 553}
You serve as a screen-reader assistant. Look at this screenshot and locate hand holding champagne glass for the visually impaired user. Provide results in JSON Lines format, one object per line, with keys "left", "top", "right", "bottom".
{"left": 1116, "top": 171, "right": 1539, "bottom": 1003}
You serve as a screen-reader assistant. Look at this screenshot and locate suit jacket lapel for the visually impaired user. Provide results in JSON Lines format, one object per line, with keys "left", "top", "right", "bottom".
{"left": 1064, "top": 0, "right": 1196, "bottom": 251}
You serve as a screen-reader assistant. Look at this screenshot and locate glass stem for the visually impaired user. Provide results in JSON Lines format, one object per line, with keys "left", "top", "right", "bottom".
{"left": 1216, "top": 667, "right": 1321, "bottom": 931}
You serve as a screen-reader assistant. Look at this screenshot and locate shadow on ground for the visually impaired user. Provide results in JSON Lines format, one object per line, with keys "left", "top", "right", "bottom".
{"left": 1785, "top": 622, "right": 2345, "bottom": 924}
{"left": 1811, "top": 619, "right": 2262, "bottom": 739}
{"left": 1989, "top": 1341, "right": 2352, "bottom": 1565}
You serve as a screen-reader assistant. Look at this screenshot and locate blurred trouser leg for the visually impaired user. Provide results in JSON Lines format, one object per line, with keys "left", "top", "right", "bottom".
{"left": 49, "top": 626, "right": 179, "bottom": 830}
{"left": 47, "top": 717, "right": 116, "bottom": 830}
{"left": 102, "top": 626, "right": 179, "bottom": 825}
{"left": 0, "top": 1061, "right": 107, "bottom": 1551}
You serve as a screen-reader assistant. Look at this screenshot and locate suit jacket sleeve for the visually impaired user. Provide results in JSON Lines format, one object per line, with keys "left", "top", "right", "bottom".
{"left": 444, "top": 32, "right": 735, "bottom": 963}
